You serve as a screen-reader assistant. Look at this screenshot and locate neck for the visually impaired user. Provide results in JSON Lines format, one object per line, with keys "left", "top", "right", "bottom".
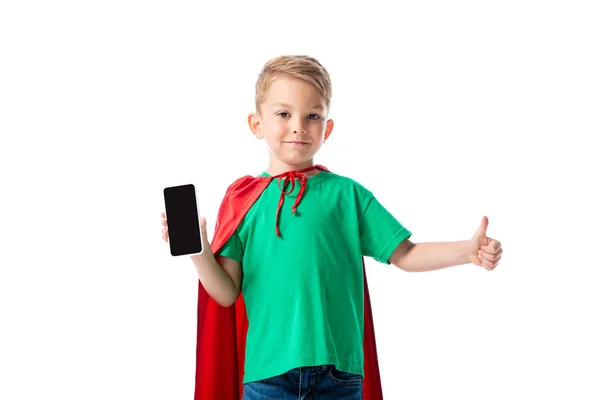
{"left": 266, "top": 159, "right": 318, "bottom": 177}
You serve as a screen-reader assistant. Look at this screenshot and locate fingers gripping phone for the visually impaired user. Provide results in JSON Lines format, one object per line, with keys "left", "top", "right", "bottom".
{"left": 163, "top": 184, "right": 204, "bottom": 257}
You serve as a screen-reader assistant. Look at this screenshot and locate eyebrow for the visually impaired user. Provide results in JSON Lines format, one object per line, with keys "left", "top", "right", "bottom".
{"left": 271, "top": 102, "right": 325, "bottom": 111}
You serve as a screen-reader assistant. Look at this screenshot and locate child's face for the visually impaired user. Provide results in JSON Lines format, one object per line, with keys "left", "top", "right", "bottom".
{"left": 249, "top": 76, "right": 334, "bottom": 170}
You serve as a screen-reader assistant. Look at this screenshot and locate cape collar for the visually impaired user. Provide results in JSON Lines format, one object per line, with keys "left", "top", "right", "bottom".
{"left": 267, "top": 165, "right": 329, "bottom": 237}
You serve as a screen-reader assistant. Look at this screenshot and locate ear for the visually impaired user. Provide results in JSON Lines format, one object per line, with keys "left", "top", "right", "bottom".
{"left": 248, "top": 112, "right": 263, "bottom": 139}
{"left": 323, "top": 119, "right": 334, "bottom": 142}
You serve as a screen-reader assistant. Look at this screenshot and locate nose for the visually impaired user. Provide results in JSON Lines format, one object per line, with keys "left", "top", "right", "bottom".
{"left": 292, "top": 117, "right": 306, "bottom": 134}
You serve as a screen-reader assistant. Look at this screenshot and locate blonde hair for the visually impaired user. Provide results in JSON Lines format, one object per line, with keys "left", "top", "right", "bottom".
{"left": 255, "top": 55, "right": 332, "bottom": 113}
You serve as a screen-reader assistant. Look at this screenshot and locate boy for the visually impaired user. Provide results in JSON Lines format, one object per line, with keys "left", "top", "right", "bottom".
{"left": 160, "top": 55, "right": 502, "bottom": 400}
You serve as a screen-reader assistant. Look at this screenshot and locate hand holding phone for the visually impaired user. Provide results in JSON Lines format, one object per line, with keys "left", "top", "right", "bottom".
{"left": 162, "top": 184, "right": 204, "bottom": 257}
{"left": 161, "top": 211, "right": 207, "bottom": 243}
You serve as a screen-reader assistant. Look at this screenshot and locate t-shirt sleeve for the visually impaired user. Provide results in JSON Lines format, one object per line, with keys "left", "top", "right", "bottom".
{"left": 359, "top": 195, "right": 412, "bottom": 264}
{"left": 215, "top": 230, "right": 244, "bottom": 263}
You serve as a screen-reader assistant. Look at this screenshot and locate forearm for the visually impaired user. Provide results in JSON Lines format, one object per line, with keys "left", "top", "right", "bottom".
{"left": 394, "top": 240, "right": 471, "bottom": 272}
{"left": 190, "top": 252, "right": 238, "bottom": 306}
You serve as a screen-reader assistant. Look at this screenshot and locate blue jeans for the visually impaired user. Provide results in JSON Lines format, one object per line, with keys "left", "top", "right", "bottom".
{"left": 242, "top": 364, "right": 363, "bottom": 400}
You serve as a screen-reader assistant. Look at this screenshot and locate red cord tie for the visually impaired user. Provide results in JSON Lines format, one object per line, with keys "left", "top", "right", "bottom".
{"left": 272, "top": 166, "right": 315, "bottom": 237}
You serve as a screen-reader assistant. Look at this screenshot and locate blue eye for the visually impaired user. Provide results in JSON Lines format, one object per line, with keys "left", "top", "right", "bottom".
{"left": 307, "top": 114, "right": 321, "bottom": 120}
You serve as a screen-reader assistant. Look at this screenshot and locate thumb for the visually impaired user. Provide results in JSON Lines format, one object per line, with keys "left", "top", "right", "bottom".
{"left": 475, "top": 216, "right": 489, "bottom": 238}
{"left": 200, "top": 216, "right": 207, "bottom": 232}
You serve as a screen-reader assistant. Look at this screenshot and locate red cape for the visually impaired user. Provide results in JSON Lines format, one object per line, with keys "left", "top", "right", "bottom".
{"left": 194, "top": 167, "right": 384, "bottom": 399}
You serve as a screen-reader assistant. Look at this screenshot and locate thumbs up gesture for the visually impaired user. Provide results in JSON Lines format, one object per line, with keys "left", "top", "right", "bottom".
{"left": 467, "top": 216, "right": 502, "bottom": 270}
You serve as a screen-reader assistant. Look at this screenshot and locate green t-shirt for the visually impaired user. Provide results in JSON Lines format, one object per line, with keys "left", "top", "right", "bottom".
{"left": 217, "top": 170, "right": 411, "bottom": 383}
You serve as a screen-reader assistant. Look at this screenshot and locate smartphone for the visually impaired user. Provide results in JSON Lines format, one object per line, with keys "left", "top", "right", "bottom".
{"left": 163, "top": 184, "right": 204, "bottom": 257}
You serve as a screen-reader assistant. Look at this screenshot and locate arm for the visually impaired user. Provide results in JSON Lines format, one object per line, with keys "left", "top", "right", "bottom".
{"left": 389, "top": 239, "right": 470, "bottom": 272}
{"left": 190, "top": 252, "right": 242, "bottom": 307}
{"left": 161, "top": 212, "right": 242, "bottom": 307}
{"left": 389, "top": 217, "right": 503, "bottom": 272}
{"left": 189, "top": 216, "right": 242, "bottom": 307}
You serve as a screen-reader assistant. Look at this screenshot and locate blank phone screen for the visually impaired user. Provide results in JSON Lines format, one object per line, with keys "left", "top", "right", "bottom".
{"left": 163, "top": 184, "right": 203, "bottom": 256}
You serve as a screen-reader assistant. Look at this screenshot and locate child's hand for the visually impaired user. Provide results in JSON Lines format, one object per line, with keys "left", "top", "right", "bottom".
{"left": 161, "top": 212, "right": 169, "bottom": 242}
{"left": 467, "top": 216, "right": 502, "bottom": 271}
{"left": 160, "top": 212, "right": 208, "bottom": 243}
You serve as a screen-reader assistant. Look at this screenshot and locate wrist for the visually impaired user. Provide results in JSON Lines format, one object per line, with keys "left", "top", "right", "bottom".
{"left": 461, "top": 240, "right": 472, "bottom": 264}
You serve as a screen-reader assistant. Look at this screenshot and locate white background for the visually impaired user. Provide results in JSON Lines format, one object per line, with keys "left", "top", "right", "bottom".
{"left": 1, "top": 1, "right": 599, "bottom": 399}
